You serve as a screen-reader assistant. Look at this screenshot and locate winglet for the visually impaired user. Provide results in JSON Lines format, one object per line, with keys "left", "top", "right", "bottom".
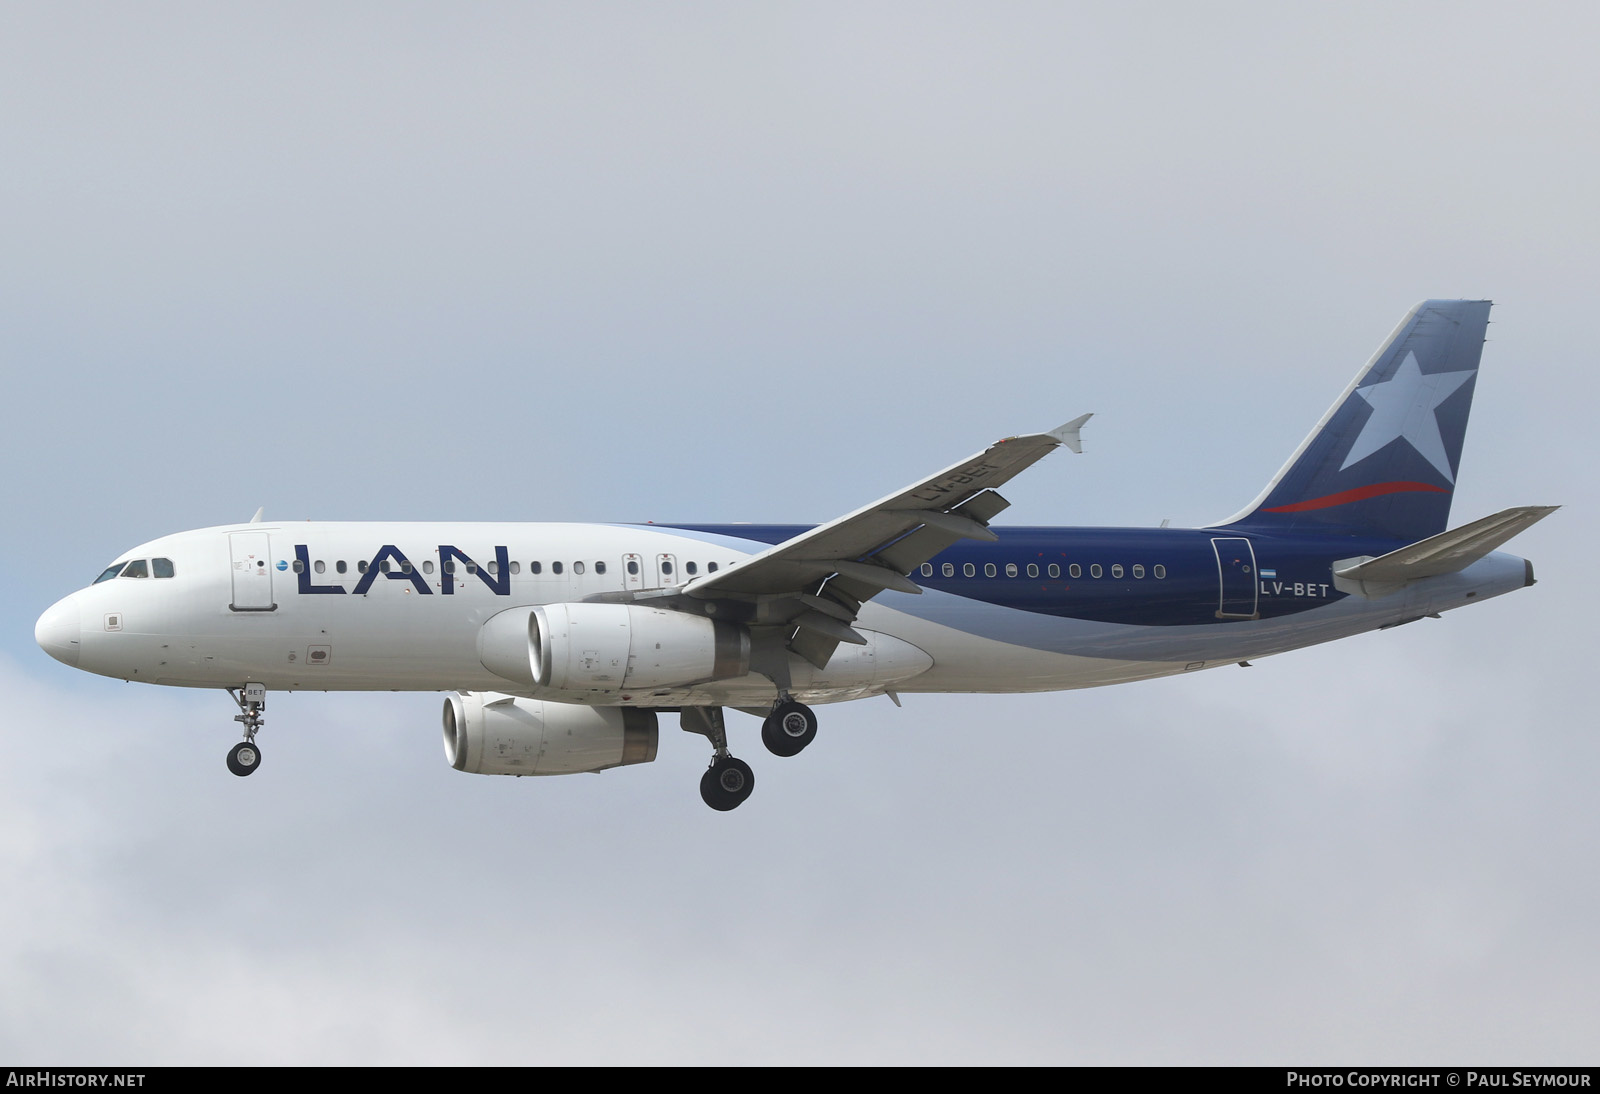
{"left": 248, "top": 506, "right": 264, "bottom": 524}
{"left": 1049, "top": 413, "right": 1093, "bottom": 454}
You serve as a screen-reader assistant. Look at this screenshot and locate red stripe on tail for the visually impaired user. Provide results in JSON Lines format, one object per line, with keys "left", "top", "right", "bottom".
{"left": 1263, "top": 481, "right": 1449, "bottom": 514}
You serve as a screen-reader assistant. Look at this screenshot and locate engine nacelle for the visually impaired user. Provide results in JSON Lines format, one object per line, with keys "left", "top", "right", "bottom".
{"left": 478, "top": 603, "right": 749, "bottom": 695}
{"left": 442, "top": 691, "right": 658, "bottom": 775}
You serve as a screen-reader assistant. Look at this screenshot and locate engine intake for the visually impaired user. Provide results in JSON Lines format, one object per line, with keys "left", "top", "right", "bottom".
{"left": 442, "top": 691, "right": 658, "bottom": 776}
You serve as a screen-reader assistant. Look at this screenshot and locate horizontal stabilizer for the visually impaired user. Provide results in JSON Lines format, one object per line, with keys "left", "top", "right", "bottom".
{"left": 1332, "top": 505, "right": 1557, "bottom": 597}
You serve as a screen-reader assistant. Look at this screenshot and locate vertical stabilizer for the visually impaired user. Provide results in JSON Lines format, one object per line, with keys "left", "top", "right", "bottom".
{"left": 1218, "top": 299, "right": 1491, "bottom": 543}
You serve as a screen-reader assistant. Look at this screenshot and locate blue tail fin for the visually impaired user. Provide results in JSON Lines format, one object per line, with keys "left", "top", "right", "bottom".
{"left": 1219, "top": 299, "right": 1491, "bottom": 544}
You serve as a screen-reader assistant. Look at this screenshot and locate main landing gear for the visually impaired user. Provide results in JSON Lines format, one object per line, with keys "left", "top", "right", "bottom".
{"left": 225, "top": 683, "right": 266, "bottom": 777}
{"left": 682, "top": 697, "right": 820, "bottom": 811}
{"left": 761, "top": 698, "right": 818, "bottom": 758}
{"left": 681, "top": 706, "right": 753, "bottom": 811}
{"left": 701, "top": 756, "right": 755, "bottom": 813}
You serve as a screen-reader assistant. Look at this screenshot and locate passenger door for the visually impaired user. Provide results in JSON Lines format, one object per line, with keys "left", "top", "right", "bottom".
{"left": 229, "top": 532, "right": 277, "bottom": 611}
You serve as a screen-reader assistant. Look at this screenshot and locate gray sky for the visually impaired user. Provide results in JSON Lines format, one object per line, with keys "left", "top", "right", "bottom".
{"left": 1, "top": 2, "right": 1594, "bottom": 1064}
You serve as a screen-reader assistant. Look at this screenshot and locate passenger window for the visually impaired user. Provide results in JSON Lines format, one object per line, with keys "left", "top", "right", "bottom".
{"left": 1068, "top": 564, "right": 1080, "bottom": 578}
{"left": 708, "top": 562, "right": 718, "bottom": 572}
{"left": 1027, "top": 563, "right": 1038, "bottom": 578}
{"left": 1048, "top": 564, "right": 1060, "bottom": 578}
{"left": 121, "top": 559, "right": 149, "bottom": 579}
{"left": 626, "top": 560, "right": 638, "bottom": 575}
{"left": 1090, "top": 564, "right": 1102, "bottom": 578}
{"left": 153, "top": 558, "right": 176, "bottom": 579}
{"left": 443, "top": 561, "right": 456, "bottom": 574}
{"left": 313, "top": 560, "right": 325, "bottom": 575}
{"left": 337, "top": 560, "right": 348, "bottom": 574}
{"left": 487, "top": 561, "right": 499, "bottom": 575}
{"left": 574, "top": 561, "right": 586, "bottom": 575}
{"left": 553, "top": 562, "right": 564, "bottom": 575}
{"left": 380, "top": 560, "right": 391, "bottom": 574}
{"left": 1133, "top": 564, "right": 1145, "bottom": 578}
{"left": 595, "top": 561, "right": 606, "bottom": 575}
{"left": 984, "top": 563, "right": 997, "bottom": 577}
{"left": 423, "top": 560, "right": 435, "bottom": 575}
{"left": 686, "top": 561, "right": 698, "bottom": 575}
{"left": 510, "top": 561, "right": 520, "bottom": 574}
{"left": 921, "top": 563, "right": 934, "bottom": 577}
{"left": 292, "top": 559, "right": 305, "bottom": 574}
{"left": 1154, "top": 564, "right": 1167, "bottom": 579}
{"left": 1005, "top": 563, "right": 1018, "bottom": 578}
{"left": 95, "top": 563, "right": 125, "bottom": 584}
{"left": 963, "top": 563, "right": 976, "bottom": 577}
{"left": 358, "top": 561, "right": 368, "bottom": 573}
{"left": 661, "top": 560, "right": 673, "bottom": 575}
{"left": 465, "top": 563, "right": 477, "bottom": 575}
{"left": 1111, "top": 564, "right": 1123, "bottom": 578}
{"left": 400, "top": 561, "right": 413, "bottom": 574}
{"left": 942, "top": 563, "right": 955, "bottom": 577}
{"left": 531, "top": 561, "right": 542, "bottom": 575}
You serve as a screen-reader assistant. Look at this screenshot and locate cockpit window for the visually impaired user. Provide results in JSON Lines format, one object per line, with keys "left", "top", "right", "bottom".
{"left": 153, "top": 558, "right": 175, "bottom": 578}
{"left": 94, "top": 563, "right": 126, "bottom": 584}
{"left": 121, "top": 559, "right": 149, "bottom": 579}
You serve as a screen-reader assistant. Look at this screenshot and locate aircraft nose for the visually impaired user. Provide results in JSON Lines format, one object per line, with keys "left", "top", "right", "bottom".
{"left": 35, "top": 597, "right": 81, "bottom": 668}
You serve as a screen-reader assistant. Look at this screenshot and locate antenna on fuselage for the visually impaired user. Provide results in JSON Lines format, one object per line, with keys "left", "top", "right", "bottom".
{"left": 248, "top": 507, "right": 264, "bottom": 524}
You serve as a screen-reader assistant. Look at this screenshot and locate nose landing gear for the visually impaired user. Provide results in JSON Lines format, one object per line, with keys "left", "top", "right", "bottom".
{"left": 226, "top": 740, "right": 261, "bottom": 776}
{"left": 226, "top": 683, "right": 266, "bottom": 777}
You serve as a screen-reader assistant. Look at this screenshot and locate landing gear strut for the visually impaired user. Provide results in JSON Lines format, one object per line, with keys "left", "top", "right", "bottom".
{"left": 761, "top": 698, "right": 817, "bottom": 758}
{"left": 681, "top": 706, "right": 754, "bottom": 811}
{"left": 225, "top": 682, "right": 266, "bottom": 777}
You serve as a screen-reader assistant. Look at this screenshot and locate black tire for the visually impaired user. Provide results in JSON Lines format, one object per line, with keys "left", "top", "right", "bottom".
{"left": 762, "top": 716, "right": 800, "bottom": 757}
{"left": 227, "top": 741, "right": 261, "bottom": 777}
{"left": 699, "top": 756, "right": 755, "bottom": 811}
{"left": 764, "top": 700, "right": 817, "bottom": 756}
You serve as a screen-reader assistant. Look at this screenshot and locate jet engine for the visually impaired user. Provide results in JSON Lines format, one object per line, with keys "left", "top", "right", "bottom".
{"left": 442, "top": 691, "right": 658, "bottom": 776}
{"left": 477, "top": 603, "right": 749, "bottom": 694}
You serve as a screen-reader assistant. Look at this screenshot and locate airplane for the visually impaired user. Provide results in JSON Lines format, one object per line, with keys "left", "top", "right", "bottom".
{"left": 34, "top": 300, "right": 1555, "bottom": 811}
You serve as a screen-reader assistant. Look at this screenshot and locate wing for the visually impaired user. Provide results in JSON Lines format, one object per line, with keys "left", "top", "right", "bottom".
{"left": 672, "top": 414, "right": 1091, "bottom": 669}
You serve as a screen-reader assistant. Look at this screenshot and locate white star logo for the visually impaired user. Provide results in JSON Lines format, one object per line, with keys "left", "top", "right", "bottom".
{"left": 1338, "top": 351, "right": 1475, "bottom": 483}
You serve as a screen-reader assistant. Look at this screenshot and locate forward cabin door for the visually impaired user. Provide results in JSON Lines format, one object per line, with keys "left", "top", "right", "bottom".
{"left": 1210, "top": 537, "right": 1259, "bottom": 620}
{"left": 229, "top": 532, "right": 277, "bottom": 611}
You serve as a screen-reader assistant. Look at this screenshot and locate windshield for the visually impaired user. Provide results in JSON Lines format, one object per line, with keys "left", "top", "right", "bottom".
{"left": 93, "top": 563, "right": 126, "bottom": 584}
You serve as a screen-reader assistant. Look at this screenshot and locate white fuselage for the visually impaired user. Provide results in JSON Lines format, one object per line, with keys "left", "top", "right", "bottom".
{"left": 35, "top": 520, "right": 1532, "bottom": 709}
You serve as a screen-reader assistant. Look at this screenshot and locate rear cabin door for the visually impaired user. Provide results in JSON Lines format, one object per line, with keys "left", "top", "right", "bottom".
{"left": 1210, "top": 537, "right": 1259, "bottom": 620}
{"left": 229, "top": 532, "right": 277, "bottom": 611}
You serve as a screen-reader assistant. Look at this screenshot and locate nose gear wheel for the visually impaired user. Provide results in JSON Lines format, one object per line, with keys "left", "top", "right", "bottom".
{"left": 226, "top": 684, "right": 267, "bottom": 778}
